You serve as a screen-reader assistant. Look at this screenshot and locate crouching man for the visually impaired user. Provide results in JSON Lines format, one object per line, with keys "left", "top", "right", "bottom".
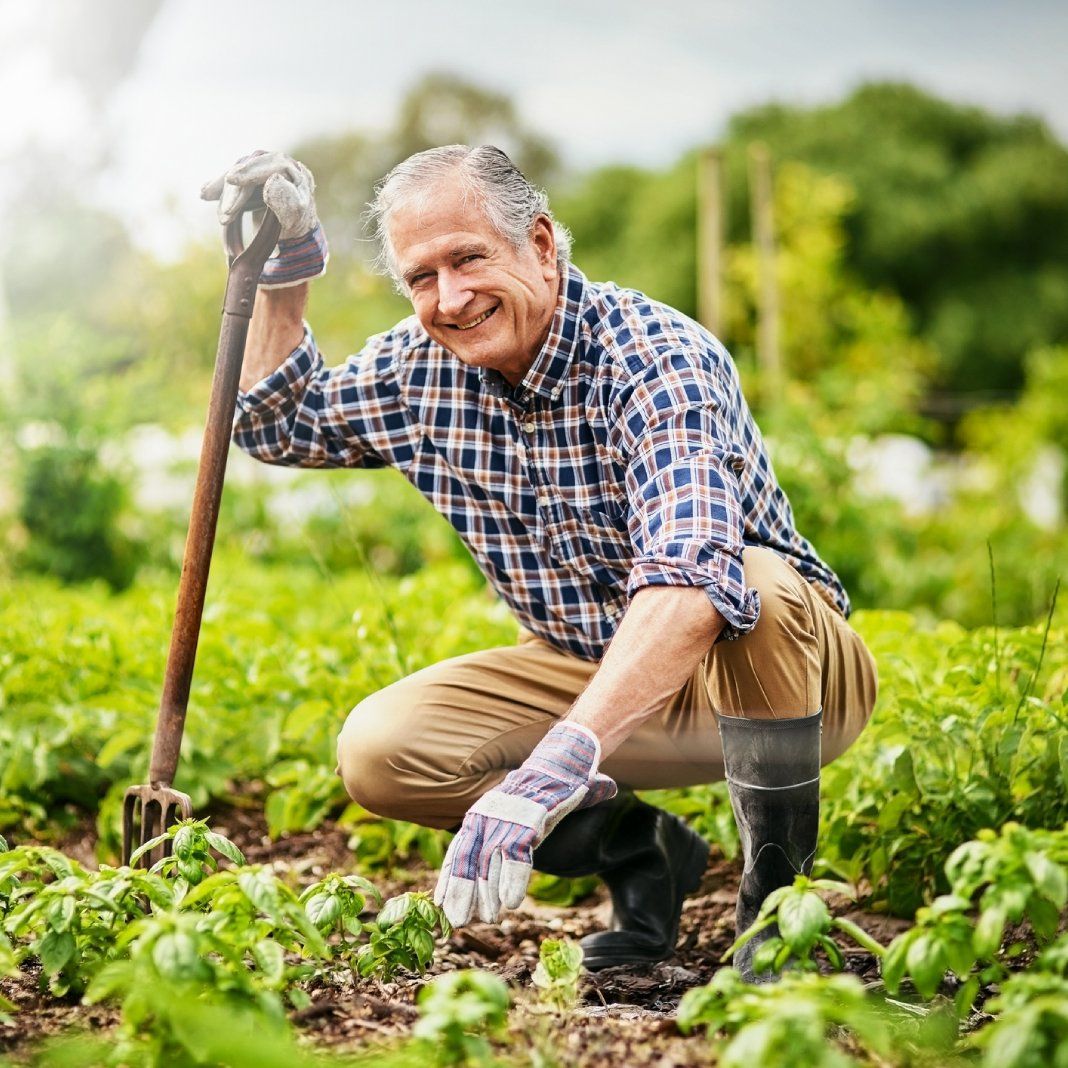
{"left": 207, "top": 146, "right": 877, "bottom": 981}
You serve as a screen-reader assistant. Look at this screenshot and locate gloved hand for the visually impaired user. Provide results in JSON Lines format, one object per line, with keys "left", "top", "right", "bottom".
{"left": 200, "top": 150, "right": 328, "bottom": 288}
{"left": 435, "top": 721, "right": 617, "bottom": 928}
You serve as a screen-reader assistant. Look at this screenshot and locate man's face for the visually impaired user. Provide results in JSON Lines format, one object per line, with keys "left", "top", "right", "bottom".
{"left": 389, "top": 178, "right": 560, "bottom": 385}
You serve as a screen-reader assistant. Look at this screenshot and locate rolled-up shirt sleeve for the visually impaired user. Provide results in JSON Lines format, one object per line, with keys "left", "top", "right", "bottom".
{"left": 617, "top": 350, "right": 760, "bottom": 639}
{"left": 232, "top": 324, "right": 417, "bottom": 471}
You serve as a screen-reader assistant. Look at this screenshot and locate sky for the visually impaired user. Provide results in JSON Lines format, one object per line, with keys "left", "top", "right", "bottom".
{"left": 3, "top": 0, "right": 1067, "bottom": 258}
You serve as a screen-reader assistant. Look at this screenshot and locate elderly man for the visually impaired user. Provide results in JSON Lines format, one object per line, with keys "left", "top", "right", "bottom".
{"left": 207, "top": 146, "right": 877, "bottom": 981}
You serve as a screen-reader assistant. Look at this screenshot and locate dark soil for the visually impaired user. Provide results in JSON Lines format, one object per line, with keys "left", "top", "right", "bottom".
{"left": 0, "top": 801, "right": 910, "bottom": 1066}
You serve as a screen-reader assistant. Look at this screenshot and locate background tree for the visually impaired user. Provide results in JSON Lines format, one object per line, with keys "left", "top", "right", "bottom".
{"left": 724, "top": 82, "right": 1068, "bottom": 399}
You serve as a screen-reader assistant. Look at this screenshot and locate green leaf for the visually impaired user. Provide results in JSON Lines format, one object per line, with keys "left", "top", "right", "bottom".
{"left": 304, "top": 892, "right": 342, "bottom": 931}
{"left": 172, "top": 824, "right": 195, "bottom": 860}
{"left": 1025, "top": 896, "right": 1060, "bottom": 943}
{"left": 252, "top": 939, "right": 285, "bottom": 983}
{"left": 905, "top": 933, "right": 947, "bottom": 999}
{"left": 408, "top": 928, "right": 435, "bottom": 969}
{"left": 778, "top": 891, "right": 829, "bottom": 952}
{"left": 177, "top": 856, "right": 204, "bottom": 885}
{"left": 37, "top": 930, "right": 75, "bottom": 976}
{"left": 756, "top": 884, "right": 792, "bottom": 919}
{"left": 751, "top": 936, "right": 785, "bottom": 976}
{"left": 954, "top": 975, "right": 980, "bottom": 1018}
{"left": 412, "top": 896, "right": 438, "bottom": 926}
{"left": 378, "top": 894, "right": 413, "bottom": 928}
{"left": 881, "top": 935, "right": 910, "bottom": 995}
{"left": 817, "top": 934, "right": 845, "bottom": 971}
{"left": 205, "top": 832, "right": 246, "bottom": 867}
{"left": 1024, "top": 852, "right": 1067, "bottom": 908}
{"left": 128, "top": 833, "right": 169, "bottom": 867}
{"left": 288, "top": 988, "right": 312, "bottom": 1011}
{"left": 238, "top": 870, "right": 280, "bottom": 914}
{"left": 49, "top": 895, "right": 76, "bottom": 933}
{"left": 151, "top": 930, "right": 204, "bottom": 981}
{"left": 974, "top": 906, "right": 1007, "bottom": 960}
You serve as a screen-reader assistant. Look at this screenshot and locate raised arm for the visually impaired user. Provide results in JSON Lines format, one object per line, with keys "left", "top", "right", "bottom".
{"left": 243, "top": 283, "right": 308, "bottom": 391}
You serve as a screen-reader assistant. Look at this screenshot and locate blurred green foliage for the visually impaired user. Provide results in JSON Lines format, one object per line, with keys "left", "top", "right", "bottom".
{"left": 17, "top": 441, "right": 141, "bottom": 591}
{"left": 725, "top": 84, "right": 1068, "bottom": 397}
{"left": 0, "top": 551, "right": 515, "bottom": 856}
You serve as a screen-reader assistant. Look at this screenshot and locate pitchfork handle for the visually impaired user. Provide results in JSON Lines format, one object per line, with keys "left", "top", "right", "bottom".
{"left": 147, "top": 206, "right": 282, "bottom": 787}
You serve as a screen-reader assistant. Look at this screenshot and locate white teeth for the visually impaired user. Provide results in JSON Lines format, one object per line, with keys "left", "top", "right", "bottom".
{"left": 457, "top": 307, "right": 495, "bottom": 330}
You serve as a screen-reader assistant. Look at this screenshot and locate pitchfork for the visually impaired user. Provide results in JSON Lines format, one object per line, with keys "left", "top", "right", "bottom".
{"left": 122, "top": 196, "right": 281, "bottom": 865}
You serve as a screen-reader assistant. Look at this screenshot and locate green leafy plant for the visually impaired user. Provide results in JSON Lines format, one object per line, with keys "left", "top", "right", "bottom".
{"left": 0, "top": 927, "right": 17, "bottom": 1024}
{"left": 298, "top": 871, "right": 381, "bottom": 961}
{"left": 677, "top": 968, "right": 891, "bottom": 1068}
{"left": 3, "top": 858, "right": 174, "bottom": 997}
{"left": 17, "top": 439, "right": 142, "bottom": 592}
{"left": 724, "top": 875, "right": 885, "bottom": 976}
{"left": 881, "top": 823, "right": 1068, "bottom": 1008}
{"left": 181, "top": 866, "right": 329, "bottom": 1001}
{"left": 413, "top": 970, "right": 511, "bottom": 1066}
{"left": 84, "top": 911, "right": 297, "bottom": 1066}
{"left": 340, "top": 803, "right": 452, "bottom": 872}
{"left": 531, "top": 937, "right": 584, "bottom": 1010}
{"left": 967, "top": 935, "right": 1068, "bottom": 1068}
{"left": 130, "top": 817, "right": 246, "bottom": 891}
{"left": 356, "top": 892, "right": 451, "bottom": 980}
{"left": 820, "top": 602, "right": 1067, "bottom": 916}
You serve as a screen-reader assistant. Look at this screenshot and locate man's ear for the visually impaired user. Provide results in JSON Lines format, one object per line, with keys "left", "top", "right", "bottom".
{"left": 531, "top": 215, "right": 557, "bottom": 274}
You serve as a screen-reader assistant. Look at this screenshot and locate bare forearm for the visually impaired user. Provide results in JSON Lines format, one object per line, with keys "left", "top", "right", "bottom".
{"left": 240, "top": 283, "right": 309, "bottom": 391}
{"left": 567, "top": 586, "right": 725, "bottom": 758}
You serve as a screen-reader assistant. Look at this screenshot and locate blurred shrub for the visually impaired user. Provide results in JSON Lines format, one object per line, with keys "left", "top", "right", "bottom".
{"left": 17, "top": 441, "right": 142, "bottom": 592}
{"left": 216, "top": 468, "right": 476, "bottom": 580}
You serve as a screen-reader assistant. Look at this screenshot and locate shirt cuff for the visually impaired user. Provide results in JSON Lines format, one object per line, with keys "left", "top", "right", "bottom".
{"left": 626, "top": 554, "right": 761, "bottom": 640}
{"left": 234, "top": 324, "right": 321, "bottom": 417}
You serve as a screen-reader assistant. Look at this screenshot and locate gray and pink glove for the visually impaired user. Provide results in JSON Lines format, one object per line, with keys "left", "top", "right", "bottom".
{"left": 435, "top": 721, "right": 617, "bottom": 928}
{"left": 200, "top": 150, "right": 328, "bottom": 288}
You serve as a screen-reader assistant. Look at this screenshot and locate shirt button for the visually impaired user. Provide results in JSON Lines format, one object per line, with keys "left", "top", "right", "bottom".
{"left": 536, "top": 495, "right": 550, "bottom": 507}
{"left": 522, "top": 420, "right": 536, "bottom": 432}
{"left": 550, "top": 387, "right": 561, "bottom": 400}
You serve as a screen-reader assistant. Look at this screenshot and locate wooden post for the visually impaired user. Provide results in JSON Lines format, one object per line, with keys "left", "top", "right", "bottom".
{"left": 747, "top": 142, "right": 782, "bottom": 407}
{"left": 697, "top": 146, "right": 724, "bottom": 336}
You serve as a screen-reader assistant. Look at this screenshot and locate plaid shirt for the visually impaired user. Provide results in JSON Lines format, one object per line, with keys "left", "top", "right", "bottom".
{"left": 234, "top": 264, "right": 849, "bottom": 661}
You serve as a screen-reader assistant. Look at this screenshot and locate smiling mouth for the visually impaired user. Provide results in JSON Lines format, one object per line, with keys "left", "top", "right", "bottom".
{"left": 450, "top": 305, "right": 499, "bottom": 331}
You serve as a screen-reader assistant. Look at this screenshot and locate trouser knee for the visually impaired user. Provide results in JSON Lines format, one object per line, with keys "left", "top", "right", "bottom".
{"left": 335, "top": 690, "right": 415, "bottom": 823}
{"left": 705, "top": 548, "right": 822, "bottom": 718}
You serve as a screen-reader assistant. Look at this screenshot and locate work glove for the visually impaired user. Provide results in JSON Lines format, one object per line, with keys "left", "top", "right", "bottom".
{"left": 200, "top": 150, "right": 328, "bottom": 288}
{"left": 434, "top": 721, "right": 617, "bottom": 928}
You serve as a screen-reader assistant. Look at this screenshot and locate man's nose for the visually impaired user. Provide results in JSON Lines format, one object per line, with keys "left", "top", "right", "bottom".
{"left": 437, "top": 270, "right": 474, "bottom": 318}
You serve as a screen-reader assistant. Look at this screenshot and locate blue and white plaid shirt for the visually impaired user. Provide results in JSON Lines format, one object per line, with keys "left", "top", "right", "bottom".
{"left": 234, "top": 264, "right": 849, "bottom": 661}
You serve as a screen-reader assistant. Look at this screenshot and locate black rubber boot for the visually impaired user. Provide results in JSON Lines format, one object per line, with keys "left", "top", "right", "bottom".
{"left": 531, "top": 792, "right": 709, "bottom": 971}
{"left": 717, "top": 710, "right": 822, "bottom": 983}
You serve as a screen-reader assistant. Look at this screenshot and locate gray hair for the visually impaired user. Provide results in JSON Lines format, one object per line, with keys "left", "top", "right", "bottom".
{"left": 367, "top": 145, "right": 571, "bottom": 290}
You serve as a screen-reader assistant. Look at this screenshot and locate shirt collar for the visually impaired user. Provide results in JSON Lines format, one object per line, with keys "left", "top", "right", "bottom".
{"left": 478, "top": 262, "right": 587, "bottom": 405}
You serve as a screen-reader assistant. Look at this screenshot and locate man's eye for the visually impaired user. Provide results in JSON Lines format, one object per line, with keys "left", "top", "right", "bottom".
{"left": 459, "top": 254, "right": 483, "bottom": 265}
{"left": 409, "top": 273, "right": 432, "bottom": 287}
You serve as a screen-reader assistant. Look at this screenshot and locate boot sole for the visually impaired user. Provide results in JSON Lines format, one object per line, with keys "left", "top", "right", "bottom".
{"left": 580, "top": 823, "right": 710, "bottom": 971}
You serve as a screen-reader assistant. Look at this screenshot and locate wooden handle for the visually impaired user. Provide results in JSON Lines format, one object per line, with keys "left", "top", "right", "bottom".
{"left": 148, "top": 208, "right": 282, "bottom": 787}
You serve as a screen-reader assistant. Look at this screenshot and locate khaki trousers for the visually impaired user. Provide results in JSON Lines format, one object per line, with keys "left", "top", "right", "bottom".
{"left": 336, "top": 547, "right": 878, "bottom": 830}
